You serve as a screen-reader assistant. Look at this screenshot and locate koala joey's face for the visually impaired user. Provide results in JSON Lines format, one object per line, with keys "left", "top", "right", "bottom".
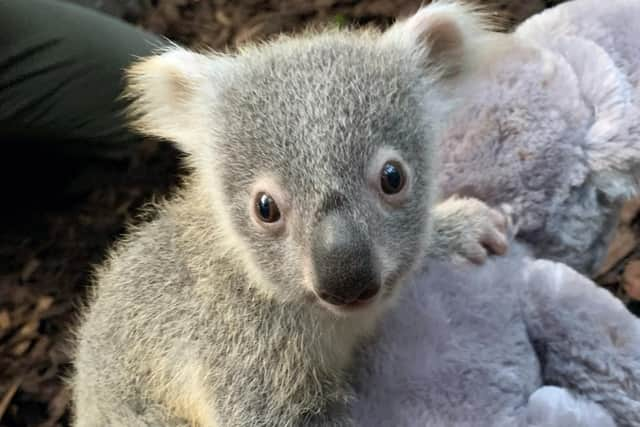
{"left": 127, "top": 3, "right": 479, "bottom": 314}
{"left": 235, "top": 149, "right": 426, "bottom": 315}
{"left": 213, "top": 39, "right": 435, "bottom": 314}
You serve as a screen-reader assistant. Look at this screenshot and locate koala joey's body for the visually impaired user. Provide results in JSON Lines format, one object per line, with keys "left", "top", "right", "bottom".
{"left": 72, "top": 3, "right": 507, "bottom": 426}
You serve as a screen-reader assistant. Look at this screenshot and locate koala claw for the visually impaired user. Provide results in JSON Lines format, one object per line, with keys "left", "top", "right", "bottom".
{"left": 482, "top": 208, "right": 510, "bottom": 251}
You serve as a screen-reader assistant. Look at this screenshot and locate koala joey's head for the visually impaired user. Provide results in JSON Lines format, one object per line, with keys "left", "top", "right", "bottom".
{"left": 126, "top": 2, "right": 491, "bottom": 315}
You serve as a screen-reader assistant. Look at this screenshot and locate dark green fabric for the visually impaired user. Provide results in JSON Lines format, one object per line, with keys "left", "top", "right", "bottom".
{"left": 0, "top": 0, "right": 166, "bottom": 150}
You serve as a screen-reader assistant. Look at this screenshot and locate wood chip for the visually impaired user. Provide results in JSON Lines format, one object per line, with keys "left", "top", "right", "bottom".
{"left": 13, "top": 319, "right": 39, "bottom": 343}
{"left": 619, "top": 198, "right": 640, "bottom": 225}
{"left": 29, "top": 337, "right": 51, "bottom": 361}
{"left": 215, "top": 10, "right": 232, "bottom": 26}
{"left": 596, "top": 228, "right": 638, "bottom": 275}
{"left": 0, "top": 310, "right": 10, "bottom": 332}
{"left": 597, "top": 198, "right": 640, "bottom": 277}
{"left": 20, "top": 258, "right": 41, "bottom": 282}
{"left": 47, "top": 387, "right": 72, "bottom": 426}
{"left": 623, "top": 260, "right": 640, "bottom": 300}
{"left": 10, "top": 340, "right": 32, "bottom": 357}
{"left": 35, "top": 296, "right": 54, "bottom": 314}
{"left": 0, "top": 378, "right": 21, "bottom": 421}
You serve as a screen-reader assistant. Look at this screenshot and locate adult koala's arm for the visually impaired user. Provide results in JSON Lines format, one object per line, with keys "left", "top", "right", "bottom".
{"left": 521, "top": 259, "right": 640, "bottom": 427}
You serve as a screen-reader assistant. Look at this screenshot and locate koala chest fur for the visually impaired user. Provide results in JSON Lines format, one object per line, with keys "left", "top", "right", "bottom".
{"left": 75, "top": 202, "right": 361, "bottom": 426}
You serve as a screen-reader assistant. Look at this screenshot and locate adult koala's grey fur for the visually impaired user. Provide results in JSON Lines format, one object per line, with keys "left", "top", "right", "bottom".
{"left": 351, "top": 243, "right": 640, "bottom": 427}
{"left": 71, "top": 3, "right": 508, "bottom": 426}
{"left": 438, "top": 0, "right": 640, "bottom": 276}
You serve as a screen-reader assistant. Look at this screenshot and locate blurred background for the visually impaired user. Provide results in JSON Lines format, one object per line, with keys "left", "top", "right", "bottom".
{"left": 0, "top": 1, "right": 637, "bottom": 426}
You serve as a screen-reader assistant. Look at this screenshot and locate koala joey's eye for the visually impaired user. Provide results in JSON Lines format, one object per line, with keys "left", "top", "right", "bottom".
{"left": 255, "top": 192, "right": 281, "bottom": 223}
{"left": 380, "top": 161, "right": 406, "bottom": 195}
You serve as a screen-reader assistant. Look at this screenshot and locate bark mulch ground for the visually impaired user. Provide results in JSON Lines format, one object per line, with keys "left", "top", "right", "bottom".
{"left": 0, "top": 1, "right": 637, "bottom": 426}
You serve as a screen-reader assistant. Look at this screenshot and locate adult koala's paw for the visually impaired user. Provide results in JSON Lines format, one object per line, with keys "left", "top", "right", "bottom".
{"left": 429, "top": 196, "right": 512, "bottom": 264}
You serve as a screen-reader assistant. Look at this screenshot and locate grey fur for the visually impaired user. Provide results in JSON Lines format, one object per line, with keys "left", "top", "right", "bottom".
{"left": 71, "top": 3, "right": 508, "bottom": 426}
{"left": 350, "top": 242, "right": 640, "bottom": 427}
{"left": 438, "top": 0, "right": 640, "bottom": 276}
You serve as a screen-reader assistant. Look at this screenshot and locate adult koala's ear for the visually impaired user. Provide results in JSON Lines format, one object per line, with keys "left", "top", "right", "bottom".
{"left": 550, "top": 36, "right": 640, "bottom": 200}
{"left": 382, "top": 1, "right": 502, "bottom": 79}
{"left": 124, "top": 46, "right": 227, "bottom": 155}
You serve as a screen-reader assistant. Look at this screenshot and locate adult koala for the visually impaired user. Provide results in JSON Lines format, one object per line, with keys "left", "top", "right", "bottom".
{"left": 438, "top": 0, "right": 640, "bottom": 276}
{"left": 351, "top": 242, "right": 640, "bottom": 427}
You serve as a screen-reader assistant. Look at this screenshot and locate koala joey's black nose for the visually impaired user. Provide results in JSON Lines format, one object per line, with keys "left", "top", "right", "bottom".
{"left": 311, "top": 214, "right": 380, "bottom": 306}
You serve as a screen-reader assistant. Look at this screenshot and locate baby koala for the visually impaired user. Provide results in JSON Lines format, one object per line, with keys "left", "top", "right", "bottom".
{"left": 71, "top": 3, "right": 506, "bottom": 426}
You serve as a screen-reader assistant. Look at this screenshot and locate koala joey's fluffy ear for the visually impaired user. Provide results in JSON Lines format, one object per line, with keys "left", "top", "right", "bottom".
{"left": 124, "top": 47, "right": 226, "bottom": 154}
{"left": 383, "top": 1, "right": 501, "bottom": 78}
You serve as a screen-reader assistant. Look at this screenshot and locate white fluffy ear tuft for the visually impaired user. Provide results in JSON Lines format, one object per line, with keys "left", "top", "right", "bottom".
{"left": 384, "top": 1, "right": 503, "bottom": 78}
{"left": 124, "top": 47, "right": 222, "bottom": 154}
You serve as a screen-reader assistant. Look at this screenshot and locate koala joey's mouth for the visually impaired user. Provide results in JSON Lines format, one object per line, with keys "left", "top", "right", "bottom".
{"left": 313, "top": 285, "right": 381, "bottom": 314}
